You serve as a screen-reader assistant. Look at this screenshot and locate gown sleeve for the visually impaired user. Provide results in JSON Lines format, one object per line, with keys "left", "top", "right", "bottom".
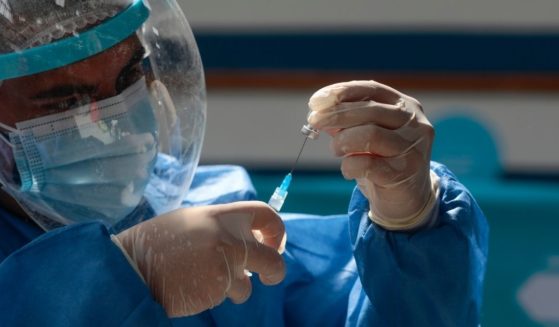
{"left": 0, "top": 222, "right": 171, "bottom": 327}
{"left": 346, "top": 162, "right": 489, "bottom": 326}
{"left": 198, "top": 162, "right": 487, "bottom": 327}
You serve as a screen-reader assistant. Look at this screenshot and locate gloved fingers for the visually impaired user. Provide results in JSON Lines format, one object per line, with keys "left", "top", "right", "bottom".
{"left": 211, "top": 201, "right": 285, "bottom": 251}
{"left": 308, "top": 80, "right": 404, "bottom": 112}
{"left": 244, "top": 241, "right": 286, "bottom": 286}
{"left": 227, "top": 274, "right": 253, "bottom": 304}
{"left": 341, "top": 152, "right": 425, "bottom": 186}
{"left": 308, "top": 100, "right": 413, "bottom": 130}
{"left": 331, "top": 124, "right": 415, "bottom": 158}
{"left": 342, "top": 155, "right": 404, "bottom": 185}
{"left": 253, "top": 230, "right": 287, "bottom": 254}
{"left": 249, "top": 203, "right": 286, "bottom": 252}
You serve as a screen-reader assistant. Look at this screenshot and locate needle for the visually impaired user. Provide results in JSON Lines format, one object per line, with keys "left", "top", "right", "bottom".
{"left": 289, "top": 136, "right": 309, "bottom": 175}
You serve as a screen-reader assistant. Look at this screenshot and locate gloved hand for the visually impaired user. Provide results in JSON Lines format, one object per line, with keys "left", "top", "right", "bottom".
{"left": 307, "top": 80, "right": 440, "bottom": 231}
{"left": 115, "top": 201, "right": 286, "bottom": 317}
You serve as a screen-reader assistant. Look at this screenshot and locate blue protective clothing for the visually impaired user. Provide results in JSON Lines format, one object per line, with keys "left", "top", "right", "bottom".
{"left": 0, "top": 162, "right": 488, "bottom": 326}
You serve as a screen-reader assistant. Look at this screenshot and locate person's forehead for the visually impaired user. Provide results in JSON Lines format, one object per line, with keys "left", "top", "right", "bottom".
{"left": 50, "top": 36, "right": 144, "bottom": 77}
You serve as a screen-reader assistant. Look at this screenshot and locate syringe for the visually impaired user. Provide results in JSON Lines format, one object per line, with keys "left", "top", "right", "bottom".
{"left": 267, "top": 123, "right": 319, "bottom": 212}
{"left": 268, "top": 172, "right": 292, "bottom": 212}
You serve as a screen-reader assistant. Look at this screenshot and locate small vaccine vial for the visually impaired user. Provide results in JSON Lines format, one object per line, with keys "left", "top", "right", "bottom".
{"left": 301, "top": 124, "right": 319, "bottom": 140}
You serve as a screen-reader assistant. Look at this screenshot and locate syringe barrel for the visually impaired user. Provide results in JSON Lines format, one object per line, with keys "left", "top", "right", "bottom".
{"left": 268, "top": 187, "right": 288, "bottom": 212}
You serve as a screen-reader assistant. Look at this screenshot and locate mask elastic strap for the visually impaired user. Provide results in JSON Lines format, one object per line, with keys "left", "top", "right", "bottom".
{"left": 0, "top": 122, "right": 17, "bottom": 148}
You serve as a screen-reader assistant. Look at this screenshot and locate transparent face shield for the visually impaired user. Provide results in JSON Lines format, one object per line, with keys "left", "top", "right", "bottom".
{"left": 0, "top": 0, "right": 206, "bottom": 231}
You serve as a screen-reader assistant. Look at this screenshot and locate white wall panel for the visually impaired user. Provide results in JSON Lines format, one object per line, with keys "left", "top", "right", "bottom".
{"left": 201, "top": 89, "right": 559, "bottom": 172}
{"left": 180, "top": 0, "right": 559, "bottom": 31}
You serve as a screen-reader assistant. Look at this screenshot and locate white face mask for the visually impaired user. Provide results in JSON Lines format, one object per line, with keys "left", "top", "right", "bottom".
{"left": 0, "top": 78, "right": 159, "bottom": 229}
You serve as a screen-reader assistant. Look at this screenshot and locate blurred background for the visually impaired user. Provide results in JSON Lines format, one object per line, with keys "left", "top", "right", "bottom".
{"left": 180, "top": 0, "right": 559, "bottom": 325}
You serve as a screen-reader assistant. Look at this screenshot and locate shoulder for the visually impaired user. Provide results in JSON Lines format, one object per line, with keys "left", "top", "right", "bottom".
{"left": 183, "top": 165, "right": 258, "bottom": 206}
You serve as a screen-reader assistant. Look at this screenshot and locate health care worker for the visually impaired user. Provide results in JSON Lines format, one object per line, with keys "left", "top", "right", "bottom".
{"left": 0, "top": 0, "right": 488, "bottom": 326}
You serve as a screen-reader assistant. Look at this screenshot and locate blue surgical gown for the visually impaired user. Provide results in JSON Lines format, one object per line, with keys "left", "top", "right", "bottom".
{"left": 0, "top": 162, "right": 488, "bottom": 326}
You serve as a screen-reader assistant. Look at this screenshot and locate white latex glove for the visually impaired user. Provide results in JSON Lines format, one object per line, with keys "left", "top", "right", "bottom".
{"left": 308, "top": 80, "right": 440, "bottom": 231}
{"left": 115, "top": 201, "right": 286, "bottom": 317}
